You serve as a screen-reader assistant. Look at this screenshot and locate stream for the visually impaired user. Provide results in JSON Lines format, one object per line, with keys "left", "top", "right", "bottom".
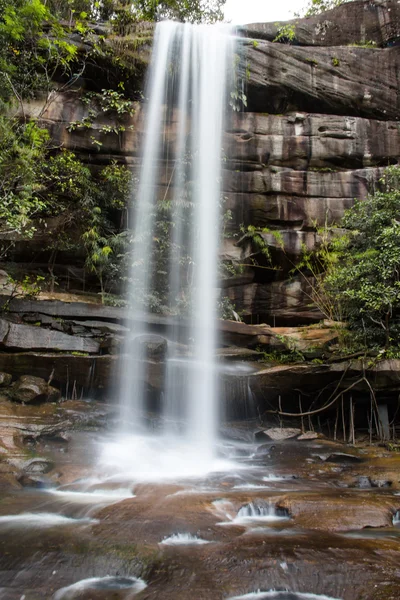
{"left": 1, "top": 424, "right": 400, "bottom": 600}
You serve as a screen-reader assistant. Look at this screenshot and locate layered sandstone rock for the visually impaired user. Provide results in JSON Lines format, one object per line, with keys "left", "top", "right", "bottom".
{"left": 1, "top": 0, "right": 400, "bottom": 399}
{"left": 240, "top": 0, "right": 400, "bottom": 47}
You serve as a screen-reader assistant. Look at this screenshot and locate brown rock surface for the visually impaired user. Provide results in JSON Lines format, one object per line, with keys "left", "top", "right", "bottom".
{"left": 0, "top": 318, "right": 100, "bottom": 354}
{"left": 11, "top": 375, "right": 61, "bottom": 404}
{"left": 243, "top": 41, "right": 399, "bottom": 120}
{"left": 240, "top": 0, "right": 400, "bottom": 47}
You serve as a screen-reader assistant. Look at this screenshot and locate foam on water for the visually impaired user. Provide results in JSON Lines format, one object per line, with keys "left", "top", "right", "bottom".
{"left": 159, "top": 533, "right": 211, "bottom": 546}
{"left": 0, "top": 513, "right": 96, "bottom": 528}
{"left": 229, "top": 592, "right": 342, "bottom": 600}
{"left": 212, "top": 499, "right": 289, "bottom": 526}
{"left": 53, "top": 576, "right": 146, "bottom": 599}
{"left": 45, "top": 488, "right": 135, "bottom": 504}
{"left": 98, "top": 433, "right": 237, "bottom": 481}
{"left": 233, "top": 484, "right": 271, "bottom": 490}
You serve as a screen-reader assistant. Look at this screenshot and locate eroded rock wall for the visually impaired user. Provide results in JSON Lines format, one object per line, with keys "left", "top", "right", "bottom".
{"left": 3, "top": 0, "right": 400, "bottom": 330}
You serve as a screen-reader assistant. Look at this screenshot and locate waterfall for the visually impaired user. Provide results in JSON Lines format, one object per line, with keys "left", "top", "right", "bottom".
{"left": 108, "top": 22, "right": 236, "bottom": 477}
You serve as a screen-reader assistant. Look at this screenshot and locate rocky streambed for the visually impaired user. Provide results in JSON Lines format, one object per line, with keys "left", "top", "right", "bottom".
{"left": 1, "top": 403, "right": 400, "bottom": 600}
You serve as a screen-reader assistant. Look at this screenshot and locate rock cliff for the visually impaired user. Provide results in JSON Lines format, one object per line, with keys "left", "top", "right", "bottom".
{"left": 0, "top": 0, "right": 399, "bottom": 405}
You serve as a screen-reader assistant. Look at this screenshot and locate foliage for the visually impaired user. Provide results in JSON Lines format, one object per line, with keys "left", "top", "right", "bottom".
{"left": 0, "top": 0, "right": 78, "bottom": 105}
{"left": 0, "top": 273, "right": 45, "bottom": 311}
{"left": 299, "top": 0, "right": 353, "bottom": 17}
{"left": 256, "top": 348, "right": 305, "bottom": 365}
{"left": 66, "top": 87, "right": 135, "bottom": 144}
{"left": 0, "top": 117, "right": 49, "bottom": 237}
{"left": 241, "top": 224, "right": 284, "bottom": 268}
{"left": 273, "top": 23, "right": 296, "bottom": 44}
{"left": 125, "top": 0, "right": 226, "bottom": 24}
{"left": 293, "top": 225, "right": 343, "bottom": 323}
{"left": 46, "top": 0, "right": 226, "bottom": 24}
{"left": 0, "top": 111, "right": 132, "bottom": 300}
{"left": 324, "top": 167, "right": 400, "bottom": 349}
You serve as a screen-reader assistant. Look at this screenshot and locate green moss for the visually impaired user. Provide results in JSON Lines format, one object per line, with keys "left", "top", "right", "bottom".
{"left": 331, "top": 56, "right": 340, "bottom": 67}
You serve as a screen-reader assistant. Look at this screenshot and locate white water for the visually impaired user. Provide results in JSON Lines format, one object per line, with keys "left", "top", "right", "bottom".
{"left": 45, "top": 488, "right": 135, "bottom": 504}
{"left": 213, "top": 500, "right": 290, "bottom": 526}
{"left": 160, "top": 533, "right": 211, "bottom": 545}
{"left": 54, "top": 576, "right": 147, "bottom": 599}
{"left": 111, "top": 21, "right": 236, "bottom": 476}
{"left": 0, "top": 513, "right": 96, "bottom": 528}
{"left": 229, "top": 593, "right": 342, "bottom": 600}
{"left": 235, "top": 502, "right": 290, "bottom": 524}
{"left": 98, "top": 433, "right": 236, "bottom": 481}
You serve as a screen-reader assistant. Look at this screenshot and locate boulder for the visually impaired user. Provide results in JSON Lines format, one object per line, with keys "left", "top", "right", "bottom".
{"left": 257, "top": 427, "right": 302, "bottom": 441}
{"left": 297, "top": 431, "right": 320, "bottom": 440}
{"left": 129, "top": 334, "right": 168, "bottom": 359}
{"left": 325, "top": 452, "right": 362, "bottom": 463}
{"left": 11, "top": 375, "right": 61, "bottom": 404}
{"left": 0, "top": 372, "right": 12, "bottom": 387}
{"left": 21, "top": 457, "right": 54, "bottom": 474}
{"left": 17, "top": 474, "right": 53, "bottom": 488}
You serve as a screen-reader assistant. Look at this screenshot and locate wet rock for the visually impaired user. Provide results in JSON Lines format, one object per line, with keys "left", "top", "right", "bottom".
{"left": 325, "top": 452, "right": 362, "bottom": 464}
{"left": 258, "top": 427, "right": 302, "bottom": 441}
{"left": 21, "top": 457, "right": 54, "bottom": 474}
{"left": 131, "top": 334, "right": 168, "bottom": 359}
{"left": 0, "top": 372, "right": 12, "bottom": 387}
{"left": 357, "top": 476, "right": 373, "bottom": 489}
{"left": 11, "top": 375, "right": 61, "bottom": 404}
{"left": 255, "top": 443, "right": 276, "bottom": 455}
{"left": 371, "top": 478, "right": 392, "bottom": 488}
{"left": 44, "top": 431, "right": 71, "bottom": 443}
{"left": 277, "top": 490, "right": 396, "bottom": 531}
{"left": 17, "top": 473, "right": 53, "bottom": 488}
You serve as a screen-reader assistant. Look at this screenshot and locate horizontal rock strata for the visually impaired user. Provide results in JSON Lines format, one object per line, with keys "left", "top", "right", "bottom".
{"left": 240, "top": 0, "right": 400, "bottom": 47}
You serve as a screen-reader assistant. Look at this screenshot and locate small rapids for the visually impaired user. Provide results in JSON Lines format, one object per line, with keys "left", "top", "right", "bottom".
{"left": 45, "top": 488, "right": 135, "bottom": 504}
{"left": 0, "top": 512, "right": 96, "bottom": 528}
{"left": 53, "top": 576, "right": 147, "bottom": 599}
{"left": 213, "top": 499, "right": 290, "bottom": 526}
{"left": 234, "top": 502, "right": 290, "bottom": 524}
{"left": 229, "top": 592, "right": 342, "bottom": 600}
{"left": 159, "top": 533, "right": 211, "bottom": 546}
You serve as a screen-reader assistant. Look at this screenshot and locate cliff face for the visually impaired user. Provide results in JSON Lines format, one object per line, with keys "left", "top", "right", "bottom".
{"left": 8, "top": 0, "right": 399, "bottom": 327}
{"left": 0, "top": 0, "right": 398, "bottom": 410}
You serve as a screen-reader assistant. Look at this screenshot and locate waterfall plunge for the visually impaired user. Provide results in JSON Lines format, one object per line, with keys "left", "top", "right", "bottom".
{"left": 101, "top": 23, "right": 236, "bottom": 479}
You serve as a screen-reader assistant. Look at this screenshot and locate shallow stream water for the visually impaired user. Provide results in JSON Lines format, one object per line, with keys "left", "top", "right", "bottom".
{"left": 1, "top": 426, "right": 400, "bottom": 600}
